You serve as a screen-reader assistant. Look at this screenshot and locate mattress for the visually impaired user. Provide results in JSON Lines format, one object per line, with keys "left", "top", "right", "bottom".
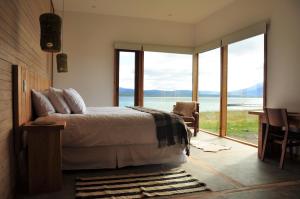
{"left": 35, "top": 107, "right": 158, "bottom": 147}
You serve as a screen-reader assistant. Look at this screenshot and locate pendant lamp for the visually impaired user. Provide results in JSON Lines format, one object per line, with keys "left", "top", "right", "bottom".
{"left": 57, "top": 53, "right": 68, "bottom": 72}
{"left": 57, "top": 0, "right": 68, "bottom": 73}
{"left": 39, "top": 12, "right": 61, "bottom": 52}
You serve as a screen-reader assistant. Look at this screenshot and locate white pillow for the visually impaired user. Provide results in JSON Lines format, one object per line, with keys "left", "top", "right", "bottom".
{"left": 63, "top": 88, "right": 86, "bottom": 114}
{"left": 31, "top": 89, "right": 55, "bottom": 117}
{"left": 48, "top": 87, "right": 71, "bottom": 114}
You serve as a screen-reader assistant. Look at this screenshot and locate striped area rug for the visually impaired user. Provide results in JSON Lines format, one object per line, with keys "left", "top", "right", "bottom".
{"left": 75, "top": 169, "right": 210, "bottom": 198}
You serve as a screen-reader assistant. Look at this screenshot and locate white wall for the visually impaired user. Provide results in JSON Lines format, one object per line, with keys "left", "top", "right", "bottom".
{"left": 194, "top": 0, "right": 300, "bottom": 112}
{"left": 54, "top": 12, "right": 194, "bottom": 106}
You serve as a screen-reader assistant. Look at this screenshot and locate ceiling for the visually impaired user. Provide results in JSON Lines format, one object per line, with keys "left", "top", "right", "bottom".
{"left": 52, "top": 0, "right": 236, "bottom": 24}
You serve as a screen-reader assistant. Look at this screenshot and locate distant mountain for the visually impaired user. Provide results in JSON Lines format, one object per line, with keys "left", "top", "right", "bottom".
{"left": 119, "top": 88, "right": 192, "bottom": 97}
{"left": 228, "top": 83, "right": 263, "bottom": 97}
{"left": 119, "top": 83, "right": 263, "bottom": 97}
{"left": 199, "top": 91, "right": 220, "bottom": 97}
{"left": 119, "top": 88, "right": 134, "bottom": 96}
{"left": 144, "top": 89, "right": 192, "bottom": 97}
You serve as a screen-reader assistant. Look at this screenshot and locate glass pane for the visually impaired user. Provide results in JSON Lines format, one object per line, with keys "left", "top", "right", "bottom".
{"left": 227, "top": 34, "right": 264, "bottom": 144}
{"left": 198, "top": 48, "right": 221, "bottom": 134}
{"left": 119, "top": 51, "right": 135, "bottom": 107}
{"left": 144, "top": 52, "right": 192, "bottom": 111}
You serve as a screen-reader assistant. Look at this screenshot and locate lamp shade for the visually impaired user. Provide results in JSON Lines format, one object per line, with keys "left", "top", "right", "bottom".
{"left": 56, "top": 53, "right": 68, "bottom": 72}
{"left": 40, "top": 13, "right": 61, "bottom": 52}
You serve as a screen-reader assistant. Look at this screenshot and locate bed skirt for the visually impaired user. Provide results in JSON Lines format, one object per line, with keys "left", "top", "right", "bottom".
{"left": 62, "top": 144, "right": 187, "bottom": 170}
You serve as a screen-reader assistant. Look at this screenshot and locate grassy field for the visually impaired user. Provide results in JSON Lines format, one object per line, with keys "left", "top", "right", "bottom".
{"left": 199, "top": 110, "right": 259, "bottom": 144}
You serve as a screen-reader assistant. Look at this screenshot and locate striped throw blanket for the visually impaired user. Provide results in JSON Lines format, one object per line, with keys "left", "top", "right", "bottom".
{"left": 75, "top": 169, "right": 210, "bottom": 198}
{"left": 128, "top": 106, "right": 190, "bottom": 155}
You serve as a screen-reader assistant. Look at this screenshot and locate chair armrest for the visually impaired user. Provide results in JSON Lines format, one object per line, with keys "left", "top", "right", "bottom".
{"left": 192, "top": 111, "right": 199, "bottom": 118}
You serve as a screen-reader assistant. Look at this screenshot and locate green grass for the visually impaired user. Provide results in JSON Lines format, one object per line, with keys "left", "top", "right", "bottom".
{"left": 199, "top": 112, "right": 220, "bottom": 133}
{"left": 199, "top": 110, "right": 259, "bottom": 144}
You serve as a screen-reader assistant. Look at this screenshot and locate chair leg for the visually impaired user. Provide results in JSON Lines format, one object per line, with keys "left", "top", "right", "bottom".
{"left": 261, "top": 126, "right": 270, "bottom": 161}
{"left": 280, "top": 143, "right": 287, "bottom": 169}
{"left": 194, "top": 125, "right": 197, "bottom": 137}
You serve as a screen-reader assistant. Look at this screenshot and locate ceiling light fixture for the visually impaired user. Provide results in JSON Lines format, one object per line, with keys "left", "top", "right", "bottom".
{"left": 57, "top": 0, "right": 68, "bottom": 73}
{"left": 39, "top": 0, "right": 61, "bottom": 52}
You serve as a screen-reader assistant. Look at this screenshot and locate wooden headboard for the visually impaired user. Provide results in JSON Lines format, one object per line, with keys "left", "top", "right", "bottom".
{"left": 13, "top": 64, "right": 51, "bottom": 153}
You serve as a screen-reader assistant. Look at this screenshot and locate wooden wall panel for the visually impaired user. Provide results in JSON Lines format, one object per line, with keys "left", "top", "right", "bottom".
{"left": 0, "top": 0, "right": 52, "bottom": 198}
{"left": 0, "top": 59, "right": 14, "bottom": 199}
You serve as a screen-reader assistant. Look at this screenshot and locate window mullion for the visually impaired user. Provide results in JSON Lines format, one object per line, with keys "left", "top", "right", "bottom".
{"left": 220, "top": 46, "right": 228, "bottom": 137}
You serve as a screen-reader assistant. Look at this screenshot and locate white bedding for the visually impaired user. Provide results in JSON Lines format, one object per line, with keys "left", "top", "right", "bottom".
{"left": 36, "top": 107, "right": 158, "bottom": 147}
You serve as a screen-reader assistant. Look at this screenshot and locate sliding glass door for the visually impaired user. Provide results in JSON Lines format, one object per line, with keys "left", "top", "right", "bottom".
{"left": 143, "top": 52, "right": 193, "bottom": 111}
{"left": 226, "top": 34, "right": 264, "bottom": 144}
{"left": 198, "top": 48, "right": 221, "bottom": 134}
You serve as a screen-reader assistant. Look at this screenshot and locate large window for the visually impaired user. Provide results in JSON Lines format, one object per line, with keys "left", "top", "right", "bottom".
{"left": 115, "top": 22, "right": 266, "bottom": 146}
{"left": 198, "top": 48, "right": 221, "bottom": 134}
{"left": 226, "top": 34, "right": 264, "bottom": 144}
{"left": 143, "top": 52, "right": 192, "bottom": 111}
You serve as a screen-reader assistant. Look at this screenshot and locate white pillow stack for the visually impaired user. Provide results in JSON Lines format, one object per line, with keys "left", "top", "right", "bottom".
{"left": 48, "top": 87, "right": 71, "bottom": 114}
{"left": 31, "top": 89, "right": 55, "bottom": 117}
{"left": 63, "top": 88, "right": 87, "bottom": 114}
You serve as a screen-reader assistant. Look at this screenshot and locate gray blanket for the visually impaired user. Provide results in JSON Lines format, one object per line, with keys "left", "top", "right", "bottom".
{"left": 128, "top": 106, "right": 190, "bottom": 155}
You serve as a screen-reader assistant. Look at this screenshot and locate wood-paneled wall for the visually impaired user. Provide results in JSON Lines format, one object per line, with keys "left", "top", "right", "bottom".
{"left": 0, "top": 0, "right": 52, "bottom": 198}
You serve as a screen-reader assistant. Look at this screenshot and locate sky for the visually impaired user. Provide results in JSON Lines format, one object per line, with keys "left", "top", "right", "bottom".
{"left": 119, "top": 52, "right": 192, "bottom": 90}
{"left": 119, "top": 34, "right": 264, "bottom": 92}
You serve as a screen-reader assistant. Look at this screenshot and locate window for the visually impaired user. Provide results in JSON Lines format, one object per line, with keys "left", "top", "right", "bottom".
{"left": 114, "top": 50, "right": 143, "bottom": 106}
{"left": 198, "top": 48, "right": 221, "bottom": 134}
{"left": 114, "top": 21, "right": 267, "bottom": 146}
{"left": 194, "top": 24, "right": 266, "bottom": 146}
{"left": 226, "top": 34, "right": 264, "bottom": 144}
{"left": 118, "top": 51, "right": 136, "bottom": 107}
{"left": 144, "top": 52, "right": 192, "bottom": 111}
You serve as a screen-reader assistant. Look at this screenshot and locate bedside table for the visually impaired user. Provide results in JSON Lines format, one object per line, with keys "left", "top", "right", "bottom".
{"left": 23, "top": 120, "right": 66, "bottom": 194}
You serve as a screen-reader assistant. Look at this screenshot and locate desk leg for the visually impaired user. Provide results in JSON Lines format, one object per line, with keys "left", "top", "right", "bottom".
{"left": 258, "top": 116, "right": 263, "bottom": 159}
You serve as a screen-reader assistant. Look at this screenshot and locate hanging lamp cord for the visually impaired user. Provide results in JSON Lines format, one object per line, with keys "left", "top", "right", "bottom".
{"left": 62, "top": 0, "right": 64, "bottom": 53}
{"left": 50, "top": 0, "right": 54, "bottom": 13}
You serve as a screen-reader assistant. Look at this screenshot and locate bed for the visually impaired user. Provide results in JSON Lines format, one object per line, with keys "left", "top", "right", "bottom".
{"left": 34, "top": 106, "right": 188, "bottom": 170}
{"left": 13, "top": 65, "right": 189, "bottom": 171}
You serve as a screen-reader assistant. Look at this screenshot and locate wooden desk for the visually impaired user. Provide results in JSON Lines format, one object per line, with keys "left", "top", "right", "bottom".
{"left": 249, "top": 110, "right": 300, "bottom": 159}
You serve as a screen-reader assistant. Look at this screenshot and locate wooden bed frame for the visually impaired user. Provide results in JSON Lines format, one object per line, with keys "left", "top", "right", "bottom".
{"left": 12, "top": 64, "right": 51, "bottom": 189}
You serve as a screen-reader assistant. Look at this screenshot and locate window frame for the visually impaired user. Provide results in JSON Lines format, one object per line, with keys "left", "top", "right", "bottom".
{"left": 114, "top": 49, "right": 144, "bottom": 106}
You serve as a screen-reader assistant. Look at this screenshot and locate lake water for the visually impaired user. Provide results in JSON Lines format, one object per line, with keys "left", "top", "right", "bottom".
{"left": 120, "top": 96, "right": 263, "bottom": 112}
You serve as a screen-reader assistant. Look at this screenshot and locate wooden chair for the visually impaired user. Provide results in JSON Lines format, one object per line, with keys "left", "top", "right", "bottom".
{"left": 261, "top": 108, "right": 300, "bottom": 169}
{"left": 172, "top": 102, "right": 199, "bottom": 136}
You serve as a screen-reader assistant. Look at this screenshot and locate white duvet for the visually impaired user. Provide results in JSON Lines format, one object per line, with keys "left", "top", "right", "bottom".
{"left": 35, "top": 107, "right": 157, "bottom": 147}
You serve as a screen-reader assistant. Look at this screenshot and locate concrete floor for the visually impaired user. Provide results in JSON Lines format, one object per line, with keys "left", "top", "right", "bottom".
{"left": 18, "top": 132, "right": 300, "bottom": 199}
